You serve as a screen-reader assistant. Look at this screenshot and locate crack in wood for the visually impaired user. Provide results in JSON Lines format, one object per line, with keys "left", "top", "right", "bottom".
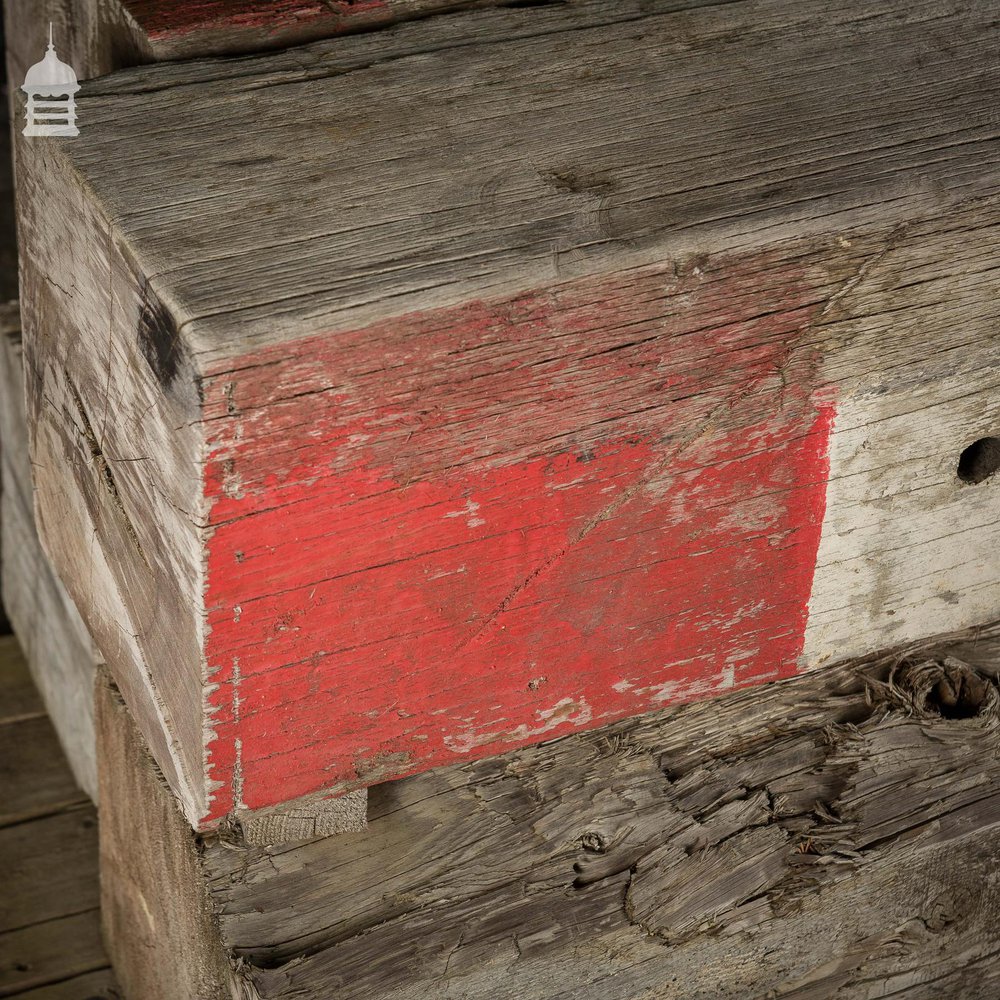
{"left": 64, "top": 370, "right": 150, "bottom": 569}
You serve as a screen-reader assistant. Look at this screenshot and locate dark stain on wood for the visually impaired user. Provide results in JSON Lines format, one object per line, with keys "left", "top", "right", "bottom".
{"left": 137, "top": 281, "right": 185, "bottom": 391}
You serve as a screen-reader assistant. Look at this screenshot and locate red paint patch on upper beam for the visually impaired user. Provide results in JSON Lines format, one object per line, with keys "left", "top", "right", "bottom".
{"left": 200, "top": 252, "right": 834, "bottom": 823}
{"left": 124, "top": 0, "right": 387, "bottom": 41}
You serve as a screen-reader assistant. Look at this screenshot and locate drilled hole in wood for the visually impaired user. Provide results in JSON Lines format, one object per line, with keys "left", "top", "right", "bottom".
{"left": 957, "top": 437, "right": 1000, "bottom": 484}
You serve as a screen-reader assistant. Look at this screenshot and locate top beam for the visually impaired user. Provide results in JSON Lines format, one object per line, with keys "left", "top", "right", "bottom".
{"left": 13, "top": 0, "right": 1000, "bottom": 830}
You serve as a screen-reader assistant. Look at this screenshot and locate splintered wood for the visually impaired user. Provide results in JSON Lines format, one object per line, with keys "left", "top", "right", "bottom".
{"left": 99, "top": 622, "right": 1000, "bottom": 999}
{"left": 13, "top": 0, "right": 1000, "bottom": 832}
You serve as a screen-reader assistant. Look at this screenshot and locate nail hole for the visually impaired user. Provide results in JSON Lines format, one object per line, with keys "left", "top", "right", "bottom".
{"left": 957, "top": 437, "right": 1000, "bottom": 484}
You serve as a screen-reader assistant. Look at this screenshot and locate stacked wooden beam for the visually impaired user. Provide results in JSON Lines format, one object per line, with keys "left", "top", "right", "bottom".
{"left": 98, "top": 623, "right": 1000, "bottom": 999}
{"left": 15, "top": 0, "right": 1000, "bottom": 836}
{"left": 0, "top": 6, "right": 100, "bottom": 801}
{"left": 4, "top": 0, "right": 1000, "bottom": 995}
{"left": 0, "top": 322, "right": 102, "bottom": 799}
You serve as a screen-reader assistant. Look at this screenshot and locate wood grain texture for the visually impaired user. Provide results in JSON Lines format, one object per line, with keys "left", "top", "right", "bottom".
{"left": 0, "top": 714, "right": 87, "bottom": 826}
{"left": 16, "top": 0, "right": 1000, "bottom": 829}
{"left": 1, "top": 11, "right": 102, "bottom": 802}
{"left": 121, "top": 0, "right": 524, "bottom": 61}
{"left": 95, "top": 668, "right": 236, "bottom": 1000}
{"left": 0, "top": 328, "right": 101, "bottom": 801}
{"left": 99, "top": 620, "right": 1000, "bottom": 998}
{"left": 0, "top": 807, "right": 100, "bottom": 935}
{"left": 0, "top": 641, "right": 115, "bottom": 999}
{"left": 7, "top": 970, "right": 120, "bottom": 1000}
{"left": 0, "top": 911, "right": 109, "bottom": 997}
{"left": 4, "top": 0, "right": 606, "bottom": 79}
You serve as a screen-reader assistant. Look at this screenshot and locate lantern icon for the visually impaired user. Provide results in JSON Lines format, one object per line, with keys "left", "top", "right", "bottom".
{"left": 21, "top": 25, "right": 79, "bottom": 138}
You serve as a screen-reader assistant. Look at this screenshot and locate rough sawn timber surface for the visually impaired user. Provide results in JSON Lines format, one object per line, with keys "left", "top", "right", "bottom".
{"left": 100, "top": 621, "right": 1000, "bottom": 999}
{"left": 4, "top": 0, "right": 369, "bottom": 832}
{"left": 0, "top": 17, "right": 100, "bottom": 802}
{"left": 3, "top": 0, "right": 526, "bottom": 82}
{"left": 117, "top": 0, "right": 526, "bottom": 62}
{"left": 0, "top": 323, "right": 102, "bottom": 802}
{"left": 16, "top": 0, "right": 1000, "bottom": 830}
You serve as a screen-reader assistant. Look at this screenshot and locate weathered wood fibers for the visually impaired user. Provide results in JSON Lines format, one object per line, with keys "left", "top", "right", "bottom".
{"left": 5, "top": 0, "right": 359, "bottom": 833}
{"left": 100, "top": 620, "right": 1000, "bottom": 998}
{"left": 3, "top": 0, "right": 547, "bottom": 83}
{"left": 96, "top": 667, "right": 243, "bottom": 1000}
{"left": 116, "top": 0, "right": 531, "bottom": 63}
{"left": 4, "top": 0, "right": 136, "bottom": 85}
{"left": 0, "top": 636, "right": 118, "bottom": 999}
{"left": 0, "top": 28, "right": 100, "bottom": 799}
{"left": 19, "top": 0, "right": 1000, "bottom": 830}
{"left": 0, "top": 6, "right": 16, "bottom": 638}
{"left": 0, "top": 328, "right": 101, "bottom": 801}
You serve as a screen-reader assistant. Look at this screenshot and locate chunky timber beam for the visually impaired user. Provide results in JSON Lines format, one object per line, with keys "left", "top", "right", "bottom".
{"left": 3, "top": 0, "right": 523, "bottom": 81}
{"left": 109, "top": 0, "right": 523, "bottom": 63}
{"left": 99, "top": 621, "right": 1000, "bottom": 998}
{"left": 15, "top": 0, "right": 1000, "bottom": 831}
{"left": 0, "top": 320, "right": 101, "bottom": 800}
{"left": 0, "top": 17, "right": 100, "bottom": 800}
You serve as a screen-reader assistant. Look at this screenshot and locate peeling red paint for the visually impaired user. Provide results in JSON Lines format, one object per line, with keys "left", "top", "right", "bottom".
{"left": 200, "top": 257, "right": 835, "bottom": 823}
{"left": 125, "top": 0, "right": 388, "bottom": 40}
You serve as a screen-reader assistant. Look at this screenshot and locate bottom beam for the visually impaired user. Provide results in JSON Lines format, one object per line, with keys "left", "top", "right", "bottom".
{"left": 98, "top": 622, "right": 1000, "bottom": 999}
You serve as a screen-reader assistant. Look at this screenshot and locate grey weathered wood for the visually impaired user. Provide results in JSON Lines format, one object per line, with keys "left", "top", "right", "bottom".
{"left": 15, "top": 0, "right": 1000, "bottom": 832}
{"left": 1, "top": 8, "right": 101, "bottom": 802}
{"left": 3, "top": 0, "right": 531, "bottom": 82}
{"left": 99, "top": 620, "right": 1000, "bottom": 998}
{"left": 0, "top": 314, "right": 100, "bottom": 802}
{"left": 96, "top": 670, "right": 242, "bottom": 1000}
{"left": 238, "top": 789, "right": 368, "bottom": 847}
{"left": 108, "top": 0, "right": 529, "bottom": 65}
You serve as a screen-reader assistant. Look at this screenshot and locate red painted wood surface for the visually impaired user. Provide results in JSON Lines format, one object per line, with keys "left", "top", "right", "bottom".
{"left": 125, "top": 0, "right": 387, "bottom": 41}
{"left": 200, "top": 253, "right": 835, "bottom": 823}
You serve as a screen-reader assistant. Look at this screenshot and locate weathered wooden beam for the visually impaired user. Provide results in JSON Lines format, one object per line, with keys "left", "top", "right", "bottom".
{"left": 113, "top": 0, "right": 528, "bottom": 63}
{"left": 98, "top": 620, "right": 1000, "bottom": 998}
{"left": 0, "top": 10, "right": 101, "bottom": 800}
{"left": 0, "top": 324, "right": 102, "bottom": 800}
{"left": 16, "top": 0, "right": 1000, "bottom": 831}
{"left": 97, "top": 675, "right": 232, "bottom": 1000}
{"left": 3, "top": 0, "right": 532, "bottom": 81}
